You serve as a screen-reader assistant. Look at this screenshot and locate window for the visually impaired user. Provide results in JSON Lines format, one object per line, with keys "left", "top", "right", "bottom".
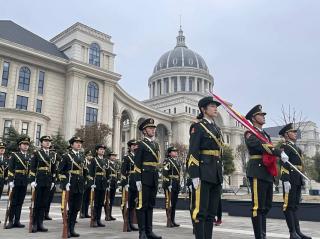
{"left": 168, "top": 109, "right": 171, "bottom": 114}
{"left": 197, "top": 78, "right": 201, "bottom": 92}
{"left": 89, "top": 43, "right": 100, "bottom": 67}
{"left": 36, "top": 99, "right": 42, "bottom": 113}
{"left": 18, "top": 67, "right": 31, "bottom": 91}
{"left": 36, "top": 124, "right": 41, "bottom": 146}
{"left": 87, "top": 81, "right": 99, "bottom": 103}
{"left": 3, "top": 120, "right": 12, "bottom": 138}
{"left": 164, "top": 78, "right": 169, "bottom": 94}
{"left": 21, "top": 122, "right": 29, "bottom": 135}
{"left": 180, "top": 76, "right": 186, "bottom": 91}
{"left": 86, "top": 107, "right": 98, "bottom": 125}
{"left": 16, "top": 95, "right": 28, "bottom": 110}
{"left": 0, "top": 92, "right": 6, "bottom": 107}
{"left": 185, "top": 106, "right": 188, "bottom": 113}
{"left": 189, "top": 77, "right": 194, "bottom": 91}
{"left": 1, "top": 61, "right": 10, "bottom": 87}
{"left": 172, "top": 77, "right": 177, "bottom": 92}
{"left": 38, "top": 71, "right": 45, "bottom": 95}
{"left": 174, "top": 107, "right": 176, "bottom": 114}
{"left": 192, "top": 109, "right": 196, "bottom": 115}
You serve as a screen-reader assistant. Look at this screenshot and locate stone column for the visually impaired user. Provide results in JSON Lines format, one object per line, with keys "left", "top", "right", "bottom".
{"left": 154, "top": 80, "right": 158, "bottom": 97}
{"left": 130, "top": 121, "right": 137, "bottom": 139}
{"left": 168, "top": 130, "right": 173, "bottom": 145}
{"left": 168, "top": 77, "right": 172, "bottom": 93}
{"left": 112, "top": 113, "right": 121, "bottom": 155}
{"left": 161, "top": 78, "right": 164, "bottom": 95}
{"left": 177, "top": 76, "right": 181, "bottom": 91}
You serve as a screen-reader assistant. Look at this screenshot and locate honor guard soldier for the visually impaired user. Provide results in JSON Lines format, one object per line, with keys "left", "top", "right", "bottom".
{"left": 81, "top": 151, "right": 94, "bottom": 219}
{"left": 0, "top": 141, "right": 9, "bottom": 224}
{"left": 44, "top": 146, "right": 58, "bottom": 220}
{"left": 245, "top": 105, "right": 287, "bottom": 239}
{"left": 162, "top": 146, "right": 181, "bottom": 227}
{"left": 29, "top": 136, "right": 57, "bottom": 232}
{"left": 88, "top": 144, "right": 108, "bottom": 227}
{"left": 188, "top": 96, "right": 224, "bottom": 239}
{"left": 6, "top": 136, "right": 31, "bottom": 229}
{"left": 105, "top": 151, "right": 118, "bottom": 221}
{"left": 134, "top": 118, "right": 162, "bottom": 239}
{"left": 120, "top": 139, "right": 139, "bottom": 232}
{"left": 279, "top": 124, "right": 312, "bottom": 239}
{"left": 58, "top": 136, "right": 87, "bottom": 237}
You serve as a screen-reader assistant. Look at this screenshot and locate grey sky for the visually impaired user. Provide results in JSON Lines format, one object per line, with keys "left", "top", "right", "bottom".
{"left": 3, "top": 0, "right": 319, "bottom": 127}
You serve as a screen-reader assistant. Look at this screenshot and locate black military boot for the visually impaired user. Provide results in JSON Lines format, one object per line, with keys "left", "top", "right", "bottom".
{"left": 293, "top": 211, "right": 312, "bottom": 239}
{"left": 44, "top": 208, "right": 52, "bottom": 220}
{"left": 171, "top": 209, "right": 180, "bottom": 227}
{"left": 14, "top": 205, "right": 25, "bottom": 228}
{"left": 146, "top": 209, "right": 162, "bottom": 239}
{"left": 129, "top": 209, "right": 138, "bottom": 231}
{"left": 137, "top": 210, "right": 148, "bottom": 239}
{"left": 284, "top": 211, "right": 301, "bottom": 239}
{"left": 31, "top": 211, "right": 38, "bottom": 233}
{"left": 251, "top": 215, "right": 263, "bottom": 239}
{"left": 37, "top": 209, "right": 48, "bottom": 232}
{"left": 194, "top": 221, "right": 205, "bottom": 239}
{"left": 97, "top": 207, "right": 105, "bottom": 227}
{"left": 70, "top": 222, "right": 80, "bottom": 237}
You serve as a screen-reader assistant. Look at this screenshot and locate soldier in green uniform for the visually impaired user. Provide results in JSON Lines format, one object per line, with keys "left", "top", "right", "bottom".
{"left": 279, "top": 123, "right": 312, "bottom": 239}
{"left": 88, "top": 144, "right": 108, "bottom": 227}
{"left": 244, "top": 105, "right": 287, "bottom": 239}
{"left": 187, "top": 96, "right": 224, "bottom": 239}
{"left": 162, "top": 146, "right": 181, "bottom": 227}
{"left": 105, "top": 151, "right": 118, "bottom": 221}
{"left": 58, "top": 136, "right": 87, "bottom": 237}
{"left": 134, "top": 118, "right": 162, "bottom": 239}
{"left": 6, "top": 136, "right": 31, "bottom": 229}
{"left": 80, "top": 151, "right": 94, "bottom": 219}
{"left": 0, "top": 141, "right": 9, "bottom": 224}
{"left": 120, "top": 139, "right": 139, "bottom": 231}
{"left": 29, "top": 136, "right": 57, "bottom": 233}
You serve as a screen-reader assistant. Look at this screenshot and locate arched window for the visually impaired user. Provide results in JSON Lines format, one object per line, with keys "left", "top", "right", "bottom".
{"left": 89, "top": 43, "right": 100, "bottom": 67}
{"left": 87, "top": 81, "right": 99, "bottom": 103}
{"left": 18, "top": 67, "right": 31, "bottom": 91}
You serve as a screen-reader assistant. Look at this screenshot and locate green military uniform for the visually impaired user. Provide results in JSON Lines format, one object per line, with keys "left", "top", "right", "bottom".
{"left": 58, "top": 136, "right": 88, "bottom": 237}
{"left": 120, "top": 139, "right": 139, "bottom": 231}
{"left": 105, "top": 151, "right": 118, "bottom": 221}
{"left": 279, "top": 123, "right": 311, "bottom": 239}
{"left": 162, "top": 146, "right": 181, "bottom": 227}
{"left": 6, "top": 136, "right": 31, "bottom": 229}
{"left": 188, "top": 97, "right": 223, "bottom": 239}
{"left": 81, "top": 152, "right": 94, "bottom": 219}
{"left": 29, "top": 136, "right": 57, "bottom": 232}
{"left": 134, "top": 118, "right": 162, "bottom": 239}
{"left": 244, "top": 105, "right": 282, "bottom": 239}
{"left": 88, "top": 144, "right": 108, "bottom": 227}
{"left": 0, "top": 141, "right": 9, "bottom": 224}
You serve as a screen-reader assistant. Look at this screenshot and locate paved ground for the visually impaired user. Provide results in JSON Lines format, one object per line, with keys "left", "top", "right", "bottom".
{"left": 0, "top": 197, "right": 319, "bottom": 239}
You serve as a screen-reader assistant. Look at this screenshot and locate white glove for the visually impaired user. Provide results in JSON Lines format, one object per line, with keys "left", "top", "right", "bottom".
{"left": 281, "top": 151, "right": 289, "bottom": 163}
{"left": 283, "top": 181, "right": 291, "bottom": 193}
{"left": 168, "top": 185, "right": 172, "bottom": 192}
{"left": 136, "top": 181, "right": 142, "bottom": 192}
{"left": 9, "top": 181, "right": 14, "bottom": 188}
{"left": 66, "top": 183, "right": 71, "bottom": 191}
{"left": 106, "top": 187, "right": 110, "bottom": 192}
{"left": 192, "top": 178, "right": 200, "bottom": 190}
{"left": 31, "top": 181, "right": 37, "bottom": 189}
{"left": 50, "top": 183, "right": 55, "bottom": 190}
{"left": 125, "top": 184, "right": 129, "bottom": 191}
{"left": 91, "top": 184, "right": 96, "bottom": 189}
{"left": 188, "top": 185, "right": 193, "bottom": 192}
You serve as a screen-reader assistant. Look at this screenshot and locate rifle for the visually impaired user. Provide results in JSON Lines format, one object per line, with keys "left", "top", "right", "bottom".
{"left": 104, "top": 184, "right": 111, "bottom": 221}
{"left": 122, "top": 186, "right": 129, "bottom": 232}
{"left": 166, "top": 168, "right": 173, "bottom": 227}
{"left": 29, "top": 186, "right": 36, "bottom": 233}
{"left": 62, "top": 162, "right": 72, "bottom": 239}
{"left": 90, "top": 176, "right": 96, "bottom": 227}
{"left": 3, "top": 185, "right": 13, "bottom": 229}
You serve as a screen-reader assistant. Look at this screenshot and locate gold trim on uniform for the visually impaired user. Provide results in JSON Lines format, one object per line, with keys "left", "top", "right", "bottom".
{"left": 250, "top": 155, "right": 262, "bottom": 160}
{"left": 281, "top": 167, "right": 289, "bottom": 175}
{"left": 142, "top": 162, "right": 159, "bottom": 167}
{"left": 192, "top": 185, "right": 201, "bottom": 222}
{"left": 134, "top": 166, "right": 141, "bottom": 173}
{"left": 200, "top": 150, "right": 221, "bottom": 157}
{"left": 188, "top": 154, "right": 199, "bottom": 167}
{"left": 283, "top": 193, "right": 289, "bottom": 211}
{"left": 137, "top": 191, "right": 143, "bottom": 210}
{"left": 252, "top": 178, "right": 258, "bottom": 217}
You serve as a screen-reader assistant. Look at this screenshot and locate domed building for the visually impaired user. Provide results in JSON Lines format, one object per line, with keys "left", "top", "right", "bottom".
{"left": 0, "top": 21, "right": 246, "bottom": 187}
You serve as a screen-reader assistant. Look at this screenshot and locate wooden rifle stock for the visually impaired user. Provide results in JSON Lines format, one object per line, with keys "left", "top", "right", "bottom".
{"left": 62, "top": 190, "right": 69, "bottom": 238}
{"left": 90, "top": 188, "right": 95, "bottom": 227}
{"left": 3, "top": 186, "right": 13, "bottom": 229}
{"left": 122, "top": 188, "right": 129, "bottom": 231}
{"left": 29, "top": 187, "right": 36, "bottom": 233}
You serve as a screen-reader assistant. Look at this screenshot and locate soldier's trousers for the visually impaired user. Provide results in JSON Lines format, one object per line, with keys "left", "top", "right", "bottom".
{"left": 94, "top": 189, "right": 106, "bottom": 221}
{"left": 136, "top": 183, "right": 157, "bottom": 235}
{"left": 45, "top": 185, "right": 55, "bottom": 217}
{"left": 34, "top": 185, "right": 50, "bottom": 226}
{"left": 249, "top": 177, "right": 273, "bottom": 239}
{"left": 192, "top": 180, "right": 222, "bottom": 239}
{"left": 0, "top": 179, "right": 4, "bottom": 200}
{"left": 81, "top": 187, "right": 90, "bottom": 217}
{"left": 164, "top": 189, "right": 179, "bottom": 223}
{"left": 109, "top": 187, "right": 116, "bottom": 215}
{"left": 10, "top": 185, "right": 27, "bottom": 223}
{"left": 283, "top": 183, "right": 302, "bottom": 234}
{"left": 68, "top": 191, "right": 82, "bottom": 230}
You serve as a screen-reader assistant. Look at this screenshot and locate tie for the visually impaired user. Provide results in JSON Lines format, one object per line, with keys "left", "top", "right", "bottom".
{"left": 77, "top": 152, "right": 80, "bottom": 158}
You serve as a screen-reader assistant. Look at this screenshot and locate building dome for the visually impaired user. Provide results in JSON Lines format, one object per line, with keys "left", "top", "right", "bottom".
{"left": 153, "top": 27, "right": 208, "bottom": 74}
